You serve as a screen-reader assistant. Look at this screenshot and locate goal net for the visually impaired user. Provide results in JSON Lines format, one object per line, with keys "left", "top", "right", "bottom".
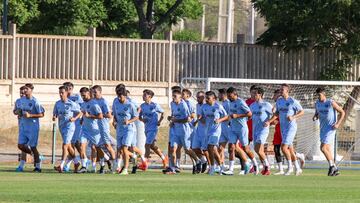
{"left": 181, "top": 77, "right": 360, "bottom": 169}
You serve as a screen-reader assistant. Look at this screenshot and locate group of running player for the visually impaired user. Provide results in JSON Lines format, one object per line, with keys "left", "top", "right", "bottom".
{"left": 12, "top": 82, "right": 345, "bottom": 176}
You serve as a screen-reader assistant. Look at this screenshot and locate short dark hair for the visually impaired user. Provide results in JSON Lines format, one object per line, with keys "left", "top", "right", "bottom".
{"left": 143, "top": 89, "right": 154, "bottom": 97}
{"left": 196, "top": 91, "right": 205, "bottom": 96}
{"left": 59, "top": 85, "right": 68, "bottom": 91}
{"left": 80, "top": 87, "right": 90, "bottom": 93}
{"left": 316, "top": 87, "right": 326, "bottom": 94}
{"left": 172, "top": 89, "right": 182, "bottom": 95}
{"left": 205, "top": 91, "right": 217, "bottom": 98}
{"left": 63, "top": 82, "right": 74, "bottom": 88}
{"left": 92, "top": 85, "right": 102, "bottom": 92}
{"left": 281, "top": 83, "right": 290, "bottom": 89}
{"left": 25, "top": 83, "right": 34, "bottom": 90}
{"left": 250, "top": 85, "right": 257, "bottom": 91}
{"left": 19, "top": 86, "right": 26, "bottom": 91}
{"left": 182, "top": 89, "right": 192, "bottom": 97}
{"left": 226, "top": 87, "right": 237, "bottom": 95}
{"left": 116, "top": 83, "right": 126, "bottom": 91}
{"left": 218, "top": 88, "right": 227, "bottom": 94}
{"left": 116, "top": 88, "right": 127, "bottom": 97}
{"left": 171, "top": 86, "right": 182, "bottom": 92}
{"left": 254, "top": 87, "right": 264, "bottom": 96}
{"left": 274, "top": 89, "right": 281, "bottom": 94}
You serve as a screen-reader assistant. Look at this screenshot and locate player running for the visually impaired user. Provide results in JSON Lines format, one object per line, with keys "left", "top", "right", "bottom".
{"left": 92, "top": 85, "right": 117, "bottom": 174}
{"left": 13, "top": 83, "right": 45, "bottom": 172}
{"left": 77, "top": 87, "right": 104, "bottom": 173}
{"left": 191, "top": 91, "right": 209, "bottom": 173}
{"left": 199, "top": 91, "right": 228, "bottom": 175}
{"left": 112, "top": 87, "right": 139, "bottom": 175}
{"left": 224, "top": 87, "right": 256, "bottom": 175}
{"left": 53, "top": 86, "right": 82, "bottom": 173}
{"left": 163, "top": 89, "right": 201, "bottom": 174}
{"left": 313, "top": 87, "right": 345, "bottom": 176}
{"left": 265, "top": 84, "right": 304, "bottom": 176}
{"left": 62, "top": 82, "right": 83, "bottom": 172}
{"left": 249, "top": 87, "right": 273, "bottom": 175}
{"left": 139, "top": 89, "right": 167, "bottom": 169}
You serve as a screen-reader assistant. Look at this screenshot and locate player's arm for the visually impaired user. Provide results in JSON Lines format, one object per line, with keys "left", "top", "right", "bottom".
{"left": 24, "top": 112, "right": 44, "bottom": 118}
{"left": 264, "top": 112, "right": 279, "bottom": 127}
{"left": 215, "top": 106, "right": 228, "bottom": 124}
{"left": 289, "top": 109, "right": 304, "bottom": 121}
{"left": 70, "top": 111, "right": 83, "bottom": 122}
{"left": 157, "top": 112, "right": 164, "bottom": 126}
{"left": 124, "top": 104, "right": 139, "bottom": 125}
{"left": 312, "top": 111, "right": 319, "bottom": 121}
{"left": 230, "top": 111, "right": 252, "bottom": 119}
{"left": 332, "top": 101, "right": 345, "bottom": 129}
{"left": 124, "top": 116, "right": 139, "bottom": 125}
{"left": 84, "top": 112, "right": 103, "bottom": 119}
{"left": 171, "top": 116, "right": 190, "bottom": 123}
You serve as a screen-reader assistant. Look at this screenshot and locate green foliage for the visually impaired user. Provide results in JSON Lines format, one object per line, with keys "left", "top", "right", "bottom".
{"left": 319, "top": 58, "right": 352, "bottom": 81}
{"left": 173, "top": 29, "right": 201, "bottom": 41}
{"left": 252, "top": 0, "right": 360, "bottom": 80}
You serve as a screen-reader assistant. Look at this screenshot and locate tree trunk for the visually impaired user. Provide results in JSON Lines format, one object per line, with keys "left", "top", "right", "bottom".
{"left": 342, "top": 77, "right": 360, "bottom": 122}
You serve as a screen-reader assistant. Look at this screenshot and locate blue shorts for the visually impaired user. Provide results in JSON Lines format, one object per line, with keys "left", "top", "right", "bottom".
{"left": 117, "top": 126, "right": 135, "bottom": 148}
{"left": 229, "top": 128, "right": 249, "bottom": 146}
{"left": 18, "top": 124, "right": 39, "bottom": 147}
{"left": 281, "top": 127, "right": 297, "bottom": 146}
{"left": 219, "top": 125, "right": 230, "bottom": 144}
{"left": 253, "top": 132, "right": 268, "bottom": 145}
{"left": 320, "top": 130, "right": 336, "bottom": 144}
{"left": 59, "top": 124, "right": 75, "bottom": 145}
{"left": 71, "top": 121, "right": 82, "bottom": 144}
{"left": 191, "top": 127, "right": 207, "bottom": 150}
{"left": 206, "top": 134, "right": 220, "bottom": 146}
{"left": 80, "top": 128, "right": 101, "bottom": 147}
{"left": 145, "top": 130, "right": 158, "bottom": 145}
{"left": 171, "top": 124, "right": 191, "bottom": 150}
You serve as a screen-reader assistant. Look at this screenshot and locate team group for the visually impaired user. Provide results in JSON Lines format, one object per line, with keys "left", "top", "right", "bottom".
{"left": 12, "top": 82, "right": 344, "bottom": 176}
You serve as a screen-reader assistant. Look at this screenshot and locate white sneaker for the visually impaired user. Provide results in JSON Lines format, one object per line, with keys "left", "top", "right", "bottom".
{"left": 274, "top": 170, "right": 285, "bottom": 175}
{"left": 295, "top": 169, "right": 303, "bottom": 176}
{"left": 238, "top": 170, "right": 246, "bottom": 175}
{"left": 222, "top": 170, "right": 234, "bottom": 176}
{"left": 284, "top": 169, "right": 294, "bottom": 176}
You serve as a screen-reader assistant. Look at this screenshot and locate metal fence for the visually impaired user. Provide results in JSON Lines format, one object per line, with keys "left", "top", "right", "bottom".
{"left": 2, "top": 25, "right": 360, "bottom": 89}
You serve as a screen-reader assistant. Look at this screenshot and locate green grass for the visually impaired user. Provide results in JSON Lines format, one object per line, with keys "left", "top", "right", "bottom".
{"left": 1, "top": 165, "right": 360, "bottom": 203}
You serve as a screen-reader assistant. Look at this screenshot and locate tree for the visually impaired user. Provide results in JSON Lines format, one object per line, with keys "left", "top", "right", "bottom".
{"left": 253, "top": 0, "right": 360, "bottom": 121}
{"left": 252, "top": 0, "right": 360, "bottom": 59}
{"left": 133, "top": 0, "right": 203, "bottom": 39}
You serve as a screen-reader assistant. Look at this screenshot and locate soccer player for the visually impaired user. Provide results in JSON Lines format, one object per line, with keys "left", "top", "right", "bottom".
{"left": 249, "top": 87, "right": 273, "bottom": 175}
{"left": 313, "top": 87, "right": 345, "bottom": 176}
{"left": 246, "top": 85, "right": 257, "bottom": 143}
{"left": 226, "top": 87, "right": 256, "bottom": 175}
{"left": 179, "top": 89, "right": 197, "bottom": 172}
{"left": 199, "top": 91, "right": 228, "bottom": 175}
{"left": 139, "top": 89, "right": 167, "bottom": 168}
{"left": 62, "top": 82, "right": 83, "bottom": 172}
{"left": 77, "top": 87, "right": 104, "bottom": 173}
{"left": 191, "top": 91, "right": 208, "bottom": 173}
{"left": 92, "top": 85, "right": 117, "bottom": 173}
{"left": 265, "top": 84, "right": 304, "bottom": 176}
{"left": 53, "top": 86, "right": 82, "bottom": 173}
{"left": 13, "top": 83, "right": 45, "bottom": 172}
{"left": 14, "top": 86, "right": 30, "bottom": 172}
{"left": 163, "top": 89, "right": 201, "bottom": 174}
{"left": 271, "top": 89, "right": 284, "bottom": 175}
{"left": 112, "top": 87, "right": 139, "bottom": 175}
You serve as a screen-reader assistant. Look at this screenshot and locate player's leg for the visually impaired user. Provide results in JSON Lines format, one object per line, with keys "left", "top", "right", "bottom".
{"left": 281, "top": 144, "right": 294, "bottom": 175}
{"left": 120, "top": 145, "right": 130, "bottom": 175}
{"left": 320, "top": 143, "right": 339, "bottom": 176}
{"left": 218, "top": 142, "right": 227, "bottom": 167}
{"left": 89, "top": 144, "right": 98, "bottom": 172}
{"left": 254, "top": 143, "right": 270, "bottom": 175}
{"left": 274, "top": 144, "right": 284, "bottom": 175}
{"left": 175, "top": 146, "right": 182, "bottom": 170}
{"left": 289, "top": 146, "right": 302, "bottom": 176}
{"left": 150, "top": 141, "right": 167, "bottom": 168}
{"left": 28, "top": 128, "right": 41, "bottom": 172}
{"left": 240, "top": 130, "right": 258, "bottom": 175}
{"left": 182, "top": 129, "right": 201, "bottom": 174}
{"left": 208, "top": 145, "right": 217, "bottom": 175}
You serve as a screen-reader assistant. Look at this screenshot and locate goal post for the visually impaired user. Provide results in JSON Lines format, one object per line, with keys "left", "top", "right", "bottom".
{"left": 180, "top": 77, "right": 360, "bottom": 169}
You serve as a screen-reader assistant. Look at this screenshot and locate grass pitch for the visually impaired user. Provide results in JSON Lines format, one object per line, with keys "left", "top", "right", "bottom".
{"left": 0, "top": 165, "right": 360, "bottom": 203}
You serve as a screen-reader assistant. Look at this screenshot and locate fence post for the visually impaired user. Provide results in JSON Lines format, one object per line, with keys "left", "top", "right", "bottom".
{"left": 88, "top": 27, "right": 96, "bottom": 86}
{"left": 9, "top": 23, "right": 16, "bottom": 106}
{"left": 237, "top": 33, "right": 245, "bottom": 78}
{"left": 167, "top": 31, "right": 173, "bottom": 106}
